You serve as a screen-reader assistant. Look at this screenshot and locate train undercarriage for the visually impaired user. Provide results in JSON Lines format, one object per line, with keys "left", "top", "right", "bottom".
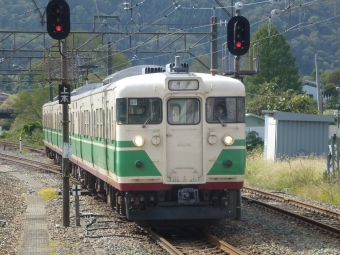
{"left": 46, "top": 147, "right": 242, "bottom": 226}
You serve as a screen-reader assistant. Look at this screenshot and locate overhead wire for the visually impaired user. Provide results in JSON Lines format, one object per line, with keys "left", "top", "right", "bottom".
{"left": 2, "top": 0, "right": 338, "bottom": 90}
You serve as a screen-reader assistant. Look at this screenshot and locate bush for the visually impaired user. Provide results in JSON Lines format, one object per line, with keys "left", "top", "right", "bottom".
{"left": 246, "top": 131, "right": 263, "bottom": 151}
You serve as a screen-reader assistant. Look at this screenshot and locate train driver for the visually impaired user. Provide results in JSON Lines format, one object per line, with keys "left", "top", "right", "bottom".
{"left": 215, "top": 104, "right": 227, "bottom": 118}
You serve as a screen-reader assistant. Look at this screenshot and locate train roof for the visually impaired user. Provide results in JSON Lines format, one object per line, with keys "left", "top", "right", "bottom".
{"left": 102, "top": 65, "right": 165, "bottom": 85}
{"left": 44, "top": 60, "right": 244, "bottom": 106}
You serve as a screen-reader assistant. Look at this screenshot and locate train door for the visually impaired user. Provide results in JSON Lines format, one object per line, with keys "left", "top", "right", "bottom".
{"left": 165, "top": 96, "right": 205, "bottom": 184}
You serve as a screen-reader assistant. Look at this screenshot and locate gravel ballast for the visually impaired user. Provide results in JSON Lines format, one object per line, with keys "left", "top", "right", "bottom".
{"left": 0, "top": 149, "right": 340, "bottom": 254}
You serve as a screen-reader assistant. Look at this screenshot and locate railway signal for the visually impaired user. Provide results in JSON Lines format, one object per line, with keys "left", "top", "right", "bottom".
{"left": 46, "top": 0, "right": 70, "bottom": 40}
{"left": 227, "top": 16, "right": 250, "bottom": 56}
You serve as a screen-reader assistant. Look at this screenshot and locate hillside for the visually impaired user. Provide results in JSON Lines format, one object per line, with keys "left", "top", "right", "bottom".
{"left": 0, "top": 0, "right": 339, "bottom": 77}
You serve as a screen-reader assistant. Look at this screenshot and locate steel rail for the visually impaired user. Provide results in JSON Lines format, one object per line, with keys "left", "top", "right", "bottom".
{"left": 142, "top": 228, "right": 184, "bottom": 255}
{"left": 0, "top": 153, "right": 60, "bottom": 174}
{"left": 244, "top": 197, "right": 340, "bottom": 236}
{"left": 205, "top": 233, "right": 246, "bottom": 255}
{"left": 242, "top": 187, "right": 340, "bottom": 236}
{"left": 243, "top": 186, "right": 340, "bottom": 218}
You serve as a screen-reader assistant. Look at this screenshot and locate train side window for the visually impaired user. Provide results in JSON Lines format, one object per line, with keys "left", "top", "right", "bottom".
{"left": 237, "top": 97, "right": 245, "bottom": 122}
{"left": 117, "top": 99, "right": 127, "bottom": 124}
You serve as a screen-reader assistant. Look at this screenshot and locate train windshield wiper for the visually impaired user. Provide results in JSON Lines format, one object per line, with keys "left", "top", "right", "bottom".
{"left": 143, "top": 112, "right": 155, "bottom": 128}
{"left": 214, "top": 112, "right": 226, "bottom": 127}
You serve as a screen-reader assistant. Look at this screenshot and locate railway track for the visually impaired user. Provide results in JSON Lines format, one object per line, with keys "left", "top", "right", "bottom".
{"left": 0, "top": 152, "right": 81, "bottom": 184}
{"left": 144, "top": 227, "right": 246, "bottom": 255}
{"left": 242, "top": 186, "right": 340, "bottom": 236}
{"left": 0, "top": 142, "right": 45, "bottom": 154}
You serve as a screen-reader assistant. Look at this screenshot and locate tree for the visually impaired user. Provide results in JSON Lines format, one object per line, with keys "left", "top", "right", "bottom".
{"left": 246, "top": 81, "right": 318, "bottom": 115}
{"left": 244, "top": 21, "right": 301, "bottom": 94}
{"left": 328, "top": 69, "right": 340, "bottom": 86}
{"left": 10, "top": 88, "right": 49, "bottom": 130}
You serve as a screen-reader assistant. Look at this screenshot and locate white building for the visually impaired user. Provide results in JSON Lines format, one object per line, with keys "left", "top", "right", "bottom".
{"left": 302, "top": 80, "right": 326, "bottom": 102}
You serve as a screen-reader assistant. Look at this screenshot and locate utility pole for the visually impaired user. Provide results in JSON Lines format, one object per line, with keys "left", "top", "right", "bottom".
{"left": 61, "top": 40, "right": 70, "bottom": 227}
{"left": 315, "top": 54, "right": 322, "bottom": 114}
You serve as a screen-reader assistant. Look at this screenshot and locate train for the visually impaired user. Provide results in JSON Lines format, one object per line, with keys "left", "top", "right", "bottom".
{"left": 42, "top": 57, "right": 246, "bottom": 226}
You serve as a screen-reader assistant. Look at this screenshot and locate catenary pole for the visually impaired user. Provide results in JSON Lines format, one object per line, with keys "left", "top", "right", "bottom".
{"left": 210, "top": 16, "right": 218, "bottom": 76}
{"left": 108, "top": 41, "right": 112, "bottom": 76}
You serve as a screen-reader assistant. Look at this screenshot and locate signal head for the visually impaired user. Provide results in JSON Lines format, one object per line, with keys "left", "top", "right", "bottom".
{"left": 227, "top": 16, "right": 250, "bottom": 56}
{"left": 46, "top": 0, "right": 70, "bottom": 40}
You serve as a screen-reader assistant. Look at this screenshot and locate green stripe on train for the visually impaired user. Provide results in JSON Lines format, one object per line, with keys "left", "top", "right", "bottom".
{"left": 44, "top": 128, "right": 160, "bottom": 177}
{"left": 44, "top": 128, "right": 245, "bottom": 177}
{"left": 207, "top": 148, "right": 246, "bottom": 175}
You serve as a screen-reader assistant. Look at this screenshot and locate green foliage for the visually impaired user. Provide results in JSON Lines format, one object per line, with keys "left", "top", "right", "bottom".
{"left": 20, "top": 121, "right": 42, "bottom": 136}
{"left": 246, "top": 81, "right": 318, "bottom": 115}
{"left": 245, "top": 22, "right": 301, "bottom": 93}
{"left": 328, "top": 69, "right": 340, "bottom": 86}
{"left": 246, "top": 131, "right": 263, "bottom": 151}
{"left": 18, "top": 122, "right": 43, "bottom": 146}
{"left": 322, "top": 83, "right": 338, "bottom": 98}
{"left": 11, "top": 88, "right": 48, "bottom": 124}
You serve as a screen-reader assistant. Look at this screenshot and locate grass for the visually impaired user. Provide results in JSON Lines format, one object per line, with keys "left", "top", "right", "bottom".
{"left": 38, "top": 188, "right": 58, "bottom": 201}
{"left": 246, "top": 150, "right": 340, "bottom": 205}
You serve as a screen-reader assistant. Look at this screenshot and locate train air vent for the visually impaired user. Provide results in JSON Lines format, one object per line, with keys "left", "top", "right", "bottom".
{"left": 166, "top": 56, "right": 189, "bottom": 73}
{"left": 142, "top": 66, "right": 165, "bottom": 74}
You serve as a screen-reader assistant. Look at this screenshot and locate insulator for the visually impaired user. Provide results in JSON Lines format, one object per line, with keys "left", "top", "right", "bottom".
{"left": 270, "top": 9, "right": 280, "bottom": 17}
{"left": 234, "top": 2, "right": 244, "bottom": 10}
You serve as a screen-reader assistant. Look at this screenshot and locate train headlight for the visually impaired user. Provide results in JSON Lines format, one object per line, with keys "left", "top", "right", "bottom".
{"left": 223, "top": 135, "right": 234, "bottom": 146}
{"left": 133, "top": 135, "right": 145, "bottom": 147}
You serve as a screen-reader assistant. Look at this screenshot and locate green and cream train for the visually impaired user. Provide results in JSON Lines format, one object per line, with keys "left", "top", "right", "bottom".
{"left": 43, "top": 58, "right": 246, "bottom": 226}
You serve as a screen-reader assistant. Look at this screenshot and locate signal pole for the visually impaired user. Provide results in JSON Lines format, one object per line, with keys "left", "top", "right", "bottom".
{"left": 234, "top": 10, "right": 240, "bottom": 80}
{"left": 61, "top": 40, "right": 70, "bottom": 227}
{"left": 46, "top": 0, "right": 71, "bottom": 227}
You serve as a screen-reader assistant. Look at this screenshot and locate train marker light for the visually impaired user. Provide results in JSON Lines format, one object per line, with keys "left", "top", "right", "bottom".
{"left": 135, "top": 161, "right": 143, "bottom": 168}
{"left": 46, "top": 0, "right": 70, "bottom": 40}
{"left": 227, "top": 15, "right": 250, "bottom": 56}
{"left": 224, "top": 160, "right": 233, "bottom": 167}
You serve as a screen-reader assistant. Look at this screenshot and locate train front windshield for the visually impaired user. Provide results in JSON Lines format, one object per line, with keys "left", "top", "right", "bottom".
{"left": 117, "top": 98, "right": 162, "bottom": 124}
{"left": 206, "top": 97, "right": 245, "bottom": 123}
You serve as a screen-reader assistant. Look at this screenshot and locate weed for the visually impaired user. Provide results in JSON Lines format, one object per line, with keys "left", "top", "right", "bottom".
{"left": 38, "top": 188, "right": 58, "bottom": 201}
{"left": 246, "top": 153, "right": 340, "bottom": 206}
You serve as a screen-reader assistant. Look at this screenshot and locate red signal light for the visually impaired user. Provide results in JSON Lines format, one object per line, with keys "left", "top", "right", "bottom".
{"left": 235, "top": 41, "right": 242, "bottom": 48}
{"left": 55, "top": 25, "right": 63, "bottom": 32}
